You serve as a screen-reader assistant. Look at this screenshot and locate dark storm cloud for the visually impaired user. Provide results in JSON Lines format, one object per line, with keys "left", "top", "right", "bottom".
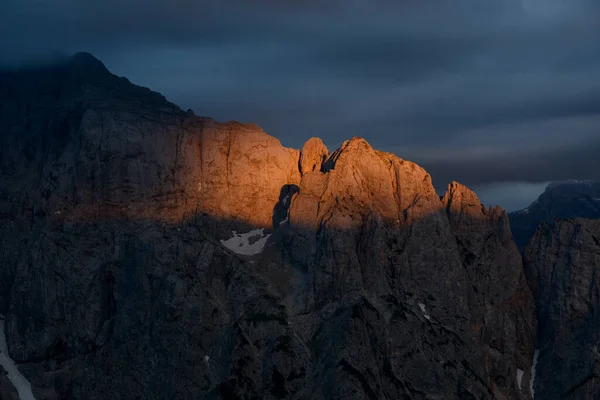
{"left": 2, "top": 0, "right": 600, "bottom": 208}
{"left": 423, "top": 137, "right": 600, "bottom": 188}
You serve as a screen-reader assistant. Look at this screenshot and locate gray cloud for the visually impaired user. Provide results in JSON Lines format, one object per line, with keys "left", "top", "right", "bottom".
{"left": 2, "top": 0, "right": 600, "bottom": 208}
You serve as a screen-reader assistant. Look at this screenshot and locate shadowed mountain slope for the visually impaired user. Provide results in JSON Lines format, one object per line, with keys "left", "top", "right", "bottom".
{"left": 524, "top": 219, "right": 600, "bottom": 399}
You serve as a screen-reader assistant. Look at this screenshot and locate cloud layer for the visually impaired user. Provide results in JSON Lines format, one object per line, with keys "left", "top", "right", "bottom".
{"left": 2, "top": 0, "right": 599, "bottom": 209}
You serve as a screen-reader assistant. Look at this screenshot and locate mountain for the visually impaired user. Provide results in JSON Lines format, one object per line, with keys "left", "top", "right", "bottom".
{"left": 0, "top": 53, "right": 537, "bottom": 399}
{"left": 509, "top": 181, "right": 600, "bottom": 249}
{"left": 524, "top": 219, "right": 600, "bottom": 399}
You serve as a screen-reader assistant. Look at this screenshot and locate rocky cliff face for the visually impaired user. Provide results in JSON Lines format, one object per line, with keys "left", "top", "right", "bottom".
{"left": 0, "top": 53, "right": 536, "bottom": 399}
{"left": 509, "top": 181, "right": 600, "bottom": 250}
{"left": 524, "top": 219, "right": 600, "bottom": 399}
{"left": 442, "top": 183, "right": 536, "bottom": 397}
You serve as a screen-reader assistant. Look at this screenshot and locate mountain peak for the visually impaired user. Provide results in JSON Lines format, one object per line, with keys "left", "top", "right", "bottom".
{"left": 442, "top": 181, "right": 487, "bottom": 219}
{"left": 443, "top": 181, "right": 482, "bottom": 204}
{"left": 300, "top": 137, "right": 329, "bottom": 174}
{"left": 69, "top": 52, "right": 104, "bottom": 66}
{"left": 66, "top": 52, "right": 111, "bottom": 82}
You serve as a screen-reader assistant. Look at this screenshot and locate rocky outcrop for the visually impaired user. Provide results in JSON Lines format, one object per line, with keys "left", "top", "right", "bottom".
{"left": 0, "top": 53, "right": 536, "bottom": 399}
{"left": 509, "top": 181, "right": 600, "bottom": 250}
{"left": 299, "top": 137, "right": 328, "bottom": 174}
{"left": 524, "top": 219, "right": 600, "bottom": 399}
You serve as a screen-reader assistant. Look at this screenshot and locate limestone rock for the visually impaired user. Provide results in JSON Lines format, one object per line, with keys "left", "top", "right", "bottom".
{"left": 299, "top": 137, "right": 328, "bottom": 174}
{"left": 198, "top": 119, "right": 301, "bottom": 227}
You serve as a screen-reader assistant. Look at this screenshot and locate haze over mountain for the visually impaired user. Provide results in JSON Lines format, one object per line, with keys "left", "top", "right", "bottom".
{"left": 2, "top": 0, "right": 600, "bottom": 210}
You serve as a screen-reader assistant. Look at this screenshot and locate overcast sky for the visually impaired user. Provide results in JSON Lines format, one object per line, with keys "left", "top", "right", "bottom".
{"left": 2, "top": 0, "right": 599, "bottom": 210}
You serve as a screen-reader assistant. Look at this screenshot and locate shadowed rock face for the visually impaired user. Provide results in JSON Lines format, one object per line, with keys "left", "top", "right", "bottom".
{"left": 443, "top": 182, "right": 536, "bottom": 397}
{"left": 524, "top": 219, "right": 600, "bottom": 400}
{"left": 1, "top": 53, "right": 535, "bottom": 399}
{"left": 0, "top": 365, "right": 20, "bottom": 400}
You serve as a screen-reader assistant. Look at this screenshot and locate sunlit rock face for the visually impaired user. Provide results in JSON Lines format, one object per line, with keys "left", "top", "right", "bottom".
{"left": 299, "top": 137, "right": 328, "bottom": 174}
{"left": 0, "top": 52, "right": 300, "bottom": 229}
{"left": 0, "top": 53, "right": 535, "bottom": 400}
{"left": 524, "top": 219, "right": 600, "bottom": 400}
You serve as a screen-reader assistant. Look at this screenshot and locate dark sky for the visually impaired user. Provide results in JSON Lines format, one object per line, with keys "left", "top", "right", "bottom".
{"left": 2, "top": 0, "right": 600, "bottom": 211}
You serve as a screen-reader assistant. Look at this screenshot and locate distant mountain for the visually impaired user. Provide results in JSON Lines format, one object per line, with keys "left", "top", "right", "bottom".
{"left": 508, "top": 181, "right": 600, "bottom": 249}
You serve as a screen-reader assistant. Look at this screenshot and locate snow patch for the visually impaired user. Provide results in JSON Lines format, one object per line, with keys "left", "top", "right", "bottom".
{"left": 0, "top": 316, "right": 37, "bottom": 400}
{"left": 530, "top": 349, "right": 539, "bottom": 398}
{"left": 516, "top": 368, "right": 524, "bottom": 390}
{"left": 220, "top": 229, "right": 271, "bottom": 255}
{"left": 418, "top": 303, "right": 431, "bottom": 321}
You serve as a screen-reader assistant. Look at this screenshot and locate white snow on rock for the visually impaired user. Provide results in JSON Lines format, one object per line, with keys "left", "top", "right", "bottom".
{"left": 418, "top": 303, "right": 431, "bottom": 321}
{"left": 516, "top": 368, "right": 524, "bottom": 390}
{"left": 0, "top": 316, "right": 37, "bottom": 400}
{"left": 530, "top": 349, "right": 539, "bottom": 398}
{"left": 220, "top": 229, "right": 271, "bottom": 256}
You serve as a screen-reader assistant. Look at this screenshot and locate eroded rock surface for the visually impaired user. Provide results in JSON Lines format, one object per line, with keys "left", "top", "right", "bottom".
{"left": 0, "top": 53, "right": 535, "bottom": 399}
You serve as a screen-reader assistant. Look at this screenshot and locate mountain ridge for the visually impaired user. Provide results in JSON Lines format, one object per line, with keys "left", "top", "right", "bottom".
{"left": 0, "top": 52, "right": 537, "bottom": 399}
